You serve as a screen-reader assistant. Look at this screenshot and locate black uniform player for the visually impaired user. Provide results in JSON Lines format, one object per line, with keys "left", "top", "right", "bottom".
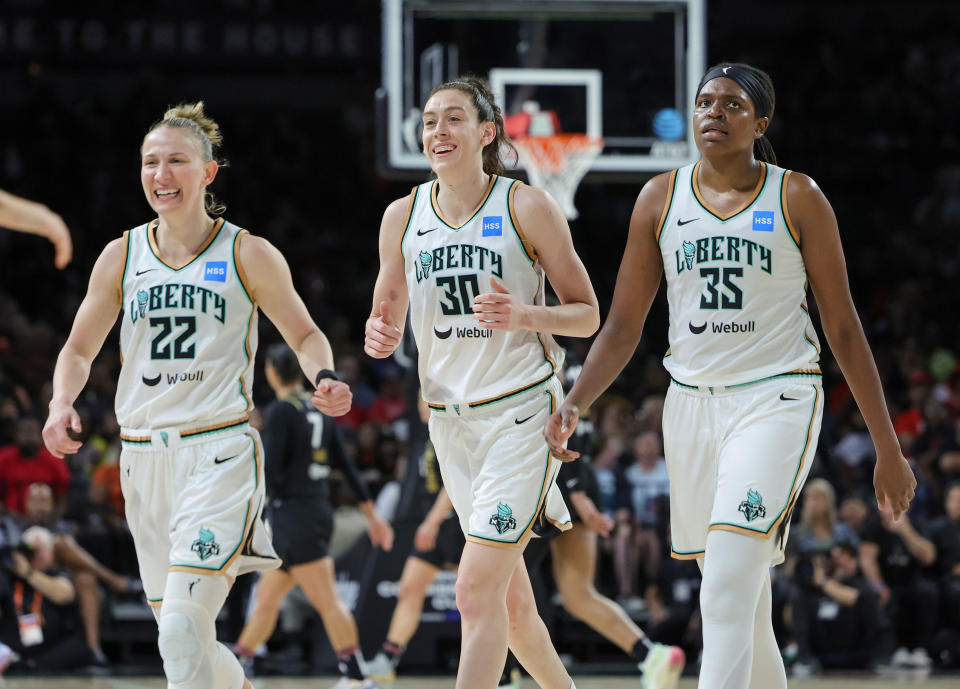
{"left": 233, "top": 344, "right": 393, "bottom": 689}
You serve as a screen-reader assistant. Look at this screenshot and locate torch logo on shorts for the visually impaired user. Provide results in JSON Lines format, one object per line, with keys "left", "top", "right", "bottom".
{"left": 738, "top": 489, "right": 767, "bottom": 523}
{"left": 489, "top": 502, "right": 518, "bottom": 535}
{"left": 191, "top": 527, "right": 221, "bottom": 561}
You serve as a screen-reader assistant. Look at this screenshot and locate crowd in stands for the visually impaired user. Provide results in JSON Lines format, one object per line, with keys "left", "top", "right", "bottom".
{"left": 0, "top": 0, "right": 958, "bottom": 679}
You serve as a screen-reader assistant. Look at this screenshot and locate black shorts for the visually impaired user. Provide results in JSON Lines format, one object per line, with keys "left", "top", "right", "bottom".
{"left": 410, "top": 514, "right": 465, "bottom": 569}
{"left": 563, "top": 461, "right": 602, "bottom": 524}
{"left": 268, "top": 497, "right": 335, "bottom": 570}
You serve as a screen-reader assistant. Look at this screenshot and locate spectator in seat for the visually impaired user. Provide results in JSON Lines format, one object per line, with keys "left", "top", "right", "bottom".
{"left": 860, "top": 502, "right": 938, "bottom": 668}
{"left": 0, "top": 417, "right": 70, "bottom": 516}
{"left": 0, "top": 525, "right": 94, "bottom": 671}
{"left": 791, "top": 540, "right": 893, "bottom": 672}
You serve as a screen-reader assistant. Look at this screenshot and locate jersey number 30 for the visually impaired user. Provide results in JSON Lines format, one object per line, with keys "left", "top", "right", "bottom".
{"left": 436, "top": 274, "right": 481, "bottom": 316}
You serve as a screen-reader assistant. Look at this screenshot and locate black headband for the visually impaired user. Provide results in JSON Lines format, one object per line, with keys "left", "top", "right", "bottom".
{"left": 696, "top": 65, "right": 772, "bottom": 120}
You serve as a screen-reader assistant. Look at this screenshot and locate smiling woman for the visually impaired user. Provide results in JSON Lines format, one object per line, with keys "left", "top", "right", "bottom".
{"left": 365, "top": 75, "right": 600, "bottom": 689}
{"left": 41, "top": 101, "right": 354, "bottom": 689}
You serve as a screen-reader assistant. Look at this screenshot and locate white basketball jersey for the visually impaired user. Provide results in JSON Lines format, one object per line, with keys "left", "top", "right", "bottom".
{"left": 116, "top": 218, "right": 258, "bottom": 428}
{"left": 658, "top": 162, "right": 821, "bottom": 386}
{"left": 402, "top": 175, "right": 563, "bottom": 405}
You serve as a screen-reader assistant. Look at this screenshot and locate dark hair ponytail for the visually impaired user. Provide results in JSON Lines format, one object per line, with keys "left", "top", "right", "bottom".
{"left": 427, "top": 76, "right": 518, "bottom": 175}
{"left": 266, "top": 343, "right": 302, "bottom": 385}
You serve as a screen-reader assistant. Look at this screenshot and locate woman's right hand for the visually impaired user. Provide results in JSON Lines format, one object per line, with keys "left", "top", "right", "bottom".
{"left": 364, "top": 301, "right": 402, "bottom": 358}
{"left": 544, "top": 402, "right": 581, "bottom": 462}
{"left": 42, "top": 402, "right": 83, "bottom": 458}
{"left": 414, "top": 518, "right": 441, "bottom": 552}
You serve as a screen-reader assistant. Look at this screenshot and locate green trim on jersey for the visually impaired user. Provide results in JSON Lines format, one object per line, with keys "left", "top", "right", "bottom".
{"left": 656, "top": 171, "right": 681, "bottom": 246}
{"left": 398, "top": 185, "right": 421, "bottom": 260}
{"left": 144, "top": 220, "right": 227, "bottom": 272}
{"left": 428, "top": 176, "right": 499, "bottom": 231}
{"left": 231, "top": 230, "right": 256, "bottom": 412}
{"left": 505, "top": 179, "right": 536, "bottom": 266}
{"left": 690, "top": 163, "right": 771, "bottom": 223}
{"left": 779, "top": 172, "right": 802, "bottom": 251}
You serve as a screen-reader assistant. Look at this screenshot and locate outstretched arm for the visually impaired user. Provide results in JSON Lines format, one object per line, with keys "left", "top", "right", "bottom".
{"left": 238, "top": 233, "right": 351, "bottom": 416}
{"left": 43, "top": 238, "right": 124, "bottom": 456}
{"left": 791, "top": 172, "right": 916, "bottom": 519}
{"left": 544, "top": 174, "right": 669, "bottom": 459}
{"left": 0, "top": 188, "right": 73, "bottom": 268}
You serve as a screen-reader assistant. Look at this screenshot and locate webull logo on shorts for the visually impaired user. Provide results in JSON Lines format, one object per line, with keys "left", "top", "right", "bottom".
{"left": 489, "top": 502, "right": 518, "bottom": 535}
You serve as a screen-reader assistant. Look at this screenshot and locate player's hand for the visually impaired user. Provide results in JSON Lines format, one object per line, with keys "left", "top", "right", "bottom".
{"left": 472, "top": 276, "right": 530, "bottom": 331}
{"left": 42, "top": 402, "right": 83, "bottom": 457}
{"left": 414, "top": 518, "right": 441, "bottom": 552}
{"left": 570, "top": 491, "right": 613, "bottom": 537}
{"left": 364, "top": 301, "right": 402, "bottom": 358}
{"left": 544, "top": 402, "right": 580, "bottom": 462}
{"left": 310, "top": 380, "right": 352, "bottom": 417}
{"left": 874, "top": 449, "right": 916, "bottom": 522}
{"left": 368, "top": 515, "right": 394, "bottom": 552}
{"left": 46, "top": 212, "right": 72, "bottom": 269}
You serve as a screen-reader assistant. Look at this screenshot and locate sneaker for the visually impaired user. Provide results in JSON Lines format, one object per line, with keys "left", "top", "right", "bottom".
{"left": 907, "top": 648, "right": 933, "bottom": 669}
{"left": 639, "top": 643, "right": 685, "bottom": 689}
{"left": 366, "top": 652, "right": 396, "bottom": 683}
{"left": 891, "top": 646, "right": 912, "bottom": 668}
{"left": 330, "top": 678, "right": 379, "bottom": 689}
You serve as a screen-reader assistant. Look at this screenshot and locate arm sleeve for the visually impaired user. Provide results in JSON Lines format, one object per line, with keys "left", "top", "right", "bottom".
{"left": 262, "top": 402, "right": 294, "bottom": 498}
{"left": 325, "top": 418, "right": 372, "bottom": 502}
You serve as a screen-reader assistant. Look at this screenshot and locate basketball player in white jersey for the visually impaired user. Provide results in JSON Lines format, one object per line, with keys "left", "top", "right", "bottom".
{"left": 365, "top": 76, "right": 600, "bottom": 689}
{"left": 42, "top": 102, "right": 352, "bottom": 689}
{"left": 546, "top": 63, "right": 917, "bottom": 689}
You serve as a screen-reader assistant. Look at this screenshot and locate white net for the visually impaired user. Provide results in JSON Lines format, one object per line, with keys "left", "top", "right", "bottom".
{"left": 515, "top": 134, "right": 604, "bottom": 220}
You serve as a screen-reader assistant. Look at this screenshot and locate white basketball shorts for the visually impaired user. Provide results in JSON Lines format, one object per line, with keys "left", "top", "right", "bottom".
{"left": 428, "top": 376, "right": 571, "bottom": 548}
{"left": 663, "top": 374, "right": 823, "bottom": 566}
{"left": 119, "top": 417, "right": 279, "bottom": 609}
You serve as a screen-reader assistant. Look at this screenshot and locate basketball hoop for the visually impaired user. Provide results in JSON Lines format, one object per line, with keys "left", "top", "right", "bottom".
{"left": 514, "top": 134, "right": 604, "bottom": 220}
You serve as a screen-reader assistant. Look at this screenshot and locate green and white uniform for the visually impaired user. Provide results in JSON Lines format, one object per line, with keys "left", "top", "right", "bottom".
{"left": 657, "top": 162, "right": 823, "bottom": 565}
{"left": 116, "top": 218, "right": 277, "bottom": 609}
{"left": 402, "top": 175, "right": 570, "bottom": 547}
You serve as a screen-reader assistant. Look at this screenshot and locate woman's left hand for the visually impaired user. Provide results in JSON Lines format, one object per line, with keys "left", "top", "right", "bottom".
{"left": 310, "top": 380, "right": 353, "bottom": 417}
{"left": 368, "top": 516, "right": 395, "bottom": 552}
{"left": 472, "top": 276, "right": 530, "bottom": 331}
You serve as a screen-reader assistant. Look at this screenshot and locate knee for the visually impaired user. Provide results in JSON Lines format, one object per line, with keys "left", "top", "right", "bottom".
{"left": 157, "top": 600, "right": 213, "bottom": 684}
{"left": 558, "top": 582, "right": 593, "bottom": 620}
{"left": 455, "top": 571, "right": 499, "bottom": 621}
{"left": 397, "top": 573, "right": 429, "bottom": 603}
{"left": 699, "top": 572, "right": 744, "bottom": 624}
{"left": 74, "top": 570, "right": 98, "bottom": 594}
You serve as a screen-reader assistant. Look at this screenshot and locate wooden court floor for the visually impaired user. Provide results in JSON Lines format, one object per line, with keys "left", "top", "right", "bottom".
{"left": 3, "top": 676, "right": 958, "bottom": 688}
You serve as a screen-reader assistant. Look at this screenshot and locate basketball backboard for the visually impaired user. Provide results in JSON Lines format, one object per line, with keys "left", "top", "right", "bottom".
{"left": 377, "top": 0, "right": 705, "bottom": 180}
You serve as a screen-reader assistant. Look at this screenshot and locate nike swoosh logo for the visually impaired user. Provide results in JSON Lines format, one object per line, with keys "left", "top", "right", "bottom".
{"left": 417, "top": 227, "right": 439, "bottom": 236}
{"left": 779, "top": 393, "right": 798, "bottom": 401}
{"left": 135, "top": 268, "right": 158, "bottom": 276}
{"left": 141, "top": 374, "right": 161, "bottom": 386}
{"left": 213, "top": 454, "right": 240, "bottom": 464}
{"left": 688, "top": 321, "right": 707, "bottom": 334}
{"left": 515, "top": 414, "right": 536, "bottom": 425}
{"left": 434, "top": 326, "right": 452, "bottom": 339}
{"left": 677, "top": 217, "right": 699, "bottom": 226}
